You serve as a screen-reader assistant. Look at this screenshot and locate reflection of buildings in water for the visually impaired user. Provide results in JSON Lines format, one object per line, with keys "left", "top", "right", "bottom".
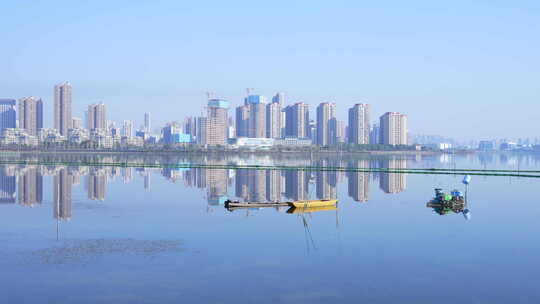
{"left": 206, "top": 169, "right": 228, "bottom": 205}
{"left": 135, "top": 167, "right": 152, "bottom": 190}
{"left": 478, "top": 153, "right": 494, "bottom": 167}
{"left": 162, "top": 168, "right": 184, "bottom": 182}
{"left": 285, "top": 170, "right": 309, "bottom": 201}
{"left": 0, "top": 167, "right": 16, "bottom": 204}
{"left": 379, "top": 159, "right": 407, "bottom": 194}
{"left": 439, "top": 154, "right": 451, "bottom": 164}
{"left": 235, "top": 169, "right": 266, "bottom": 202}
{"left": 265, "top": 170, "right": 283, "bottom": 202}
{"left": 87, "top": 174, "right": 106, "bottom": 201}
{"left": 18, "top": 167, "right": 43, "bottom": 206}
{"left": 122, "top": 167, "right": 133, "bottom": 184}
{"left": 316, "top": 160, "right": 337, "bottom": 199}
{"left": 347, "top": 160, "right": 370, "bottom": 202}
{"left": 71, "top": 174, "right": 81, "bottom": 186}
{"left": 144, "top": 174, "right": 151, "bottom": 190}
{"left": 53, "top": 169, "right": 72, "bottom": 220}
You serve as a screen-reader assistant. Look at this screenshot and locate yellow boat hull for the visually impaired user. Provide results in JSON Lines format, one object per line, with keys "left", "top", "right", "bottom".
{"left": 287, "top": 205, "right": 337, "bottom": 214}
{"left": 289, "top": 199, "right": 338, "bottom": 208}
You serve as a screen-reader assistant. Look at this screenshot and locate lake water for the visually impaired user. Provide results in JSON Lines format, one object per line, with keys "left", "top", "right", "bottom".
{"left": 1, "top": 152, "right": 540, "bottom": 303}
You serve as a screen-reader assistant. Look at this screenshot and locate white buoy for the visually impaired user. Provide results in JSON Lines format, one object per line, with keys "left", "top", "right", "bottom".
{"left": 463, "top": 175, "right": 471, "bottom": 185}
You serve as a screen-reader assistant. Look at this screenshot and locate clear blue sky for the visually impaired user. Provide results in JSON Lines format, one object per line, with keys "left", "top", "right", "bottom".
{"left": 1, "top": 0, "right": 539, "bottom": 139}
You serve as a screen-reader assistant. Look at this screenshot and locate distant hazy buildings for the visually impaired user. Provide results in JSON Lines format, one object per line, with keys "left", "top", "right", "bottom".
{"left": 144, "top": 112, "right": 151, "bottom": 132}
{"left": 54, "top": 82, "right": 72, "bottom": 136}
{"left": 122, "top": 120, "right": 133, "bottom": 138}
{"left": 316, "top": 102, "right": 336, "bottom": 146}
{"left": 379, "top": 112, "right": 407, "bottom": 145}
{"left": 348, "top": 104, "right": 370, "bottom": 145}
{"left": 87, "top": 103, "right": 107, "bottom": 130}
{"left": 0, "top": 99, "right": 17, "bottom": 131}
{"left": 18, "top": 97, "right": 43, "bottom": 135}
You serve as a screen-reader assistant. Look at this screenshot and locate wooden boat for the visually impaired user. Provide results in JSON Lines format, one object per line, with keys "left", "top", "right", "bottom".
{"left": 286, "top": 205, "right": 337, "bottom": 214}
{"left": 224, "top": 199, "right": 337, "bottom": 209}
{"left": 290, "top": 199, "right": 338, "bottom": 208}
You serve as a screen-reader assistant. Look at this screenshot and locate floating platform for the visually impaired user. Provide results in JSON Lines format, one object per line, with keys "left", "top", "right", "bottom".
{"left": 224, "top": 199, "right": 338, "bottom": 210}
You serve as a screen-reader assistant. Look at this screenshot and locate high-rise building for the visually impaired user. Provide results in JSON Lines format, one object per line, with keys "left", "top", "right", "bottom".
{"left": 370, "top": 123, "right": 380, "bottom": 145}
{"left": 235, "top": 105, "right": 250, "bottom": 137}
{"left": 379, "top": 112, "right": 407, "bottom": 145}
{"left": 87, "top": 103, "right": 107, "bottom": 130}
{"left": 266, "top": 101, "right": 282, "bottom": 138}
{"left": 122, "top": 120, "right": 133, "bottom": 138}
{"left": 196, "top": 117, "right": 208, "bottom": 145}
{"left": 246, "top": 95, "right": 266, "bottom": 138}
{"left": 54, "top": 82, "right": 72, "bottom": 135}
{"left": 348, "top": 104, "right": 370, "bottom": 145}
{"left": 0, "top": 99, "right": 17, "bottom": 131}
{"left": 336, "top": 120, "right": 346, "bottom": 143}
{"left": 272, "top": 92, "right": 285, "bottom": 104}
{"left": 316, "top": 102, "right": 336, "bottom": 146}
{"left": 184, "top": 116, "right": 197, "bottom": 139}
{"left": 284, "top": 102, "right": 310, "bottom": 138}
{"left": 206, "top": 99, "right": 229, "bottom": 145}
{"left": 144, "top": 112, "right": 151, "bottom": 132}
{"left": 72, "top": 117, "right": 83, "bottom": 129}
{"left": 18, "top": 97, "right": 43, "bottom": 135}
{"left": 162, "top": 122, "right": 184, "bottom": 144}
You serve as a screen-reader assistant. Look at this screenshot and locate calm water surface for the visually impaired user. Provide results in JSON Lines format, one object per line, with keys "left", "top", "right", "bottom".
{"left": 1, "top": 152, "right": 540, "bottom": 303}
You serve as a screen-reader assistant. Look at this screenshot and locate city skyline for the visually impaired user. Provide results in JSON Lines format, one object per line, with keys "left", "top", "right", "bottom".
{"left": 1, "top": 1, "right": 539, "bottom": 139}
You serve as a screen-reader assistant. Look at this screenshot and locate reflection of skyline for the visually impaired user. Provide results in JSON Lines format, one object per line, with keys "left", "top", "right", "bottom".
{"left": 348, "top": 160, "right": 370, "bottom": 202}
{"left": 53, "top": 168, "right": 72, "bottom": 220}
{"left": 285, "top": 170, "right": 309, "bottom": 201}
{"left": 316, "top": 160, "right": 337, "bottom": 200}
{"left": 18, "top": 167, "right": 43, "bottom": 206}
{"left": 0, "top": 155, "right": 420, "bottom": 211}
{"left": 0, "top": 167, "right": 16, "bottom": 204}
{"left": 379, "top": 159, "right": 407, "bottom": 194}
{"left": 87, "top": 174, "right": 106, "bottom": 201}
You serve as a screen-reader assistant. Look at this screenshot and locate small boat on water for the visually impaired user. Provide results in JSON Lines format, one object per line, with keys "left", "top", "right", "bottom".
{"left": 426, "top": 188, "right": 466, "bottom": 215}
{"left": 286, "top": 205, "right": 337, "bottom": 214}
{"left": 224, "top": 199, "right": 338, "bottom": 210}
